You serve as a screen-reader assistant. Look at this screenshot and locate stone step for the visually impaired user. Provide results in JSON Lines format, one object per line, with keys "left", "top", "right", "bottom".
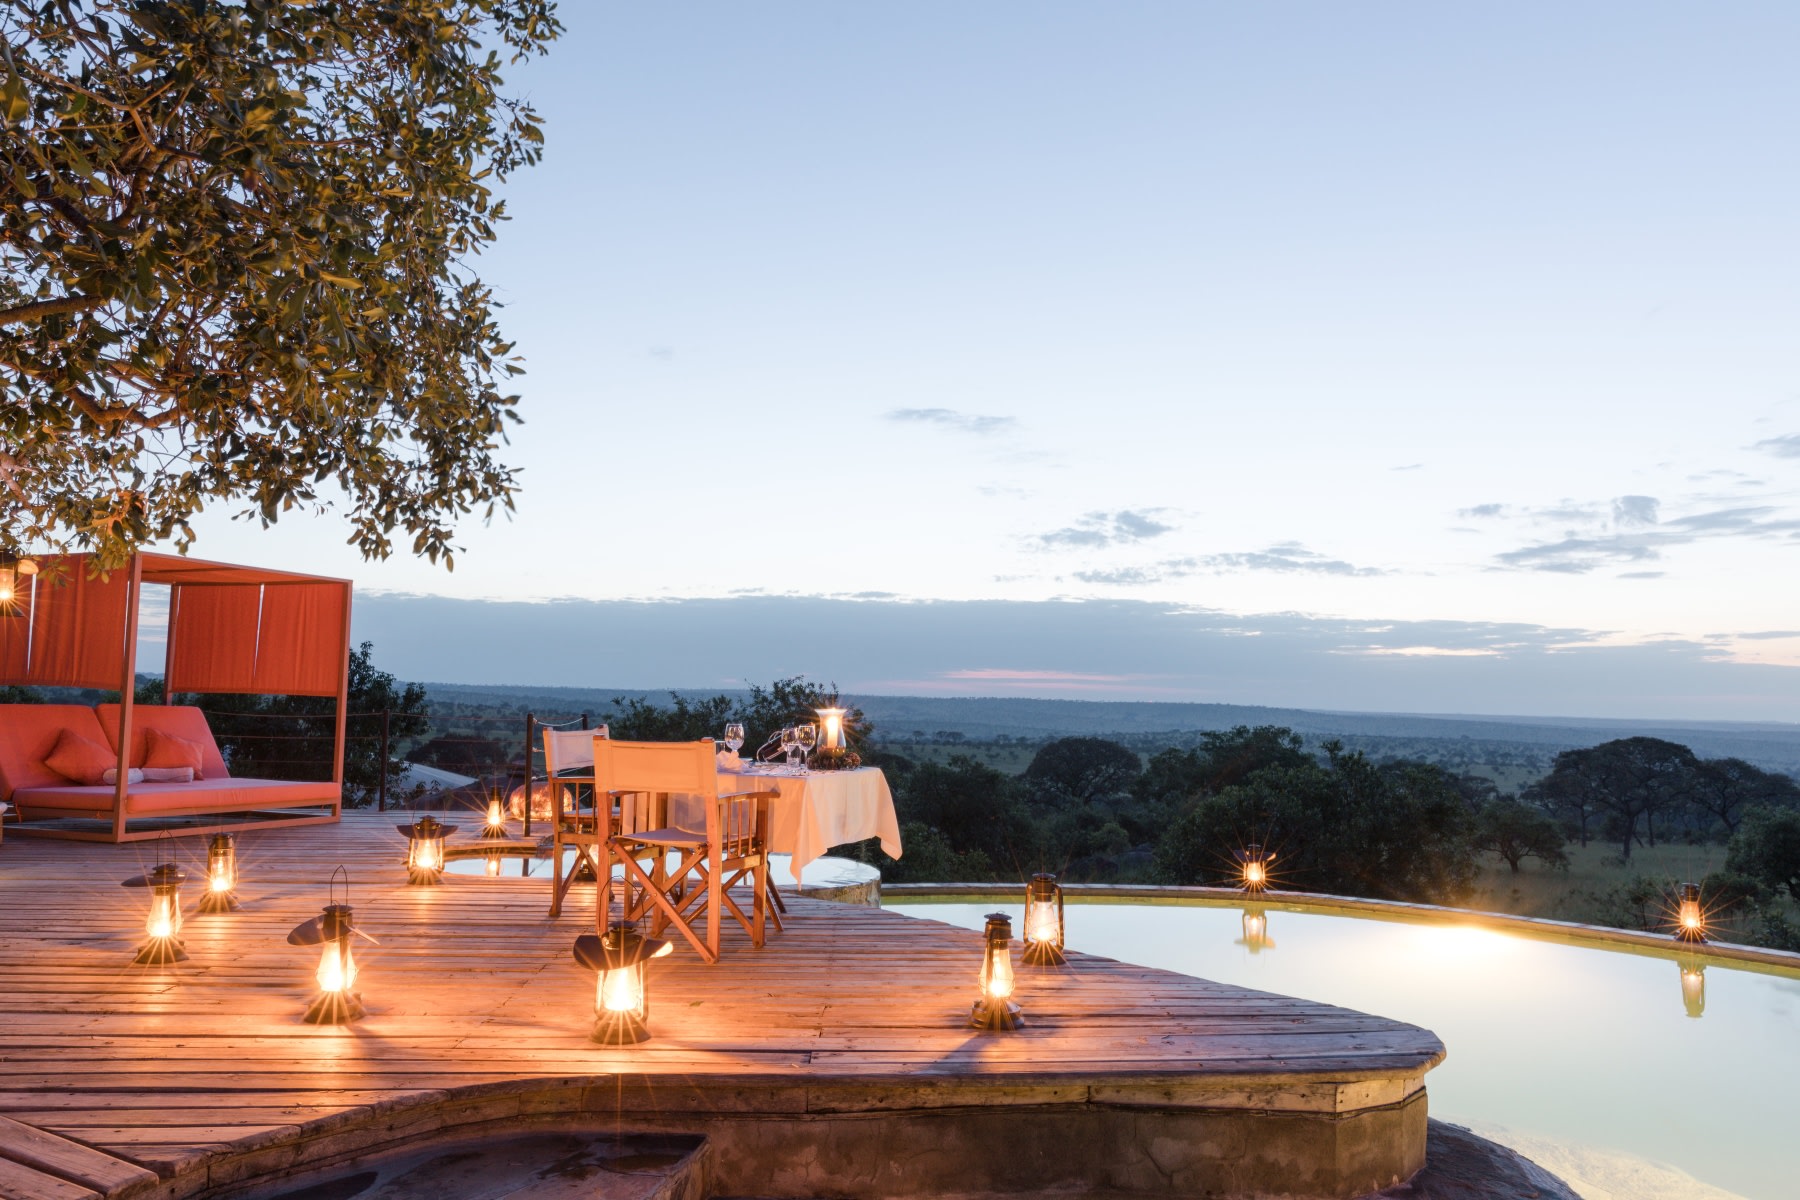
{"left": 250, "top": 1132, "right": 709, "bottom": 1200}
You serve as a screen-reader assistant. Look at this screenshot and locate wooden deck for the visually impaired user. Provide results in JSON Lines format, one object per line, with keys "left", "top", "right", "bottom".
{"left": 0, "top": 812, "right": 1446, "bottom": 1200}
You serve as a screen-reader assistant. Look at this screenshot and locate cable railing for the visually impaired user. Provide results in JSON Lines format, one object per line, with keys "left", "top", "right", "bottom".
{"left": 188, "top": 706, "right": 602, "bottom": 829}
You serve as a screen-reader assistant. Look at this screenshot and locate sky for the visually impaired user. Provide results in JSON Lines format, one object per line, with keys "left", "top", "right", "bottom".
{"left": 167, "top": 3, "right": 1800, "bottom": 718}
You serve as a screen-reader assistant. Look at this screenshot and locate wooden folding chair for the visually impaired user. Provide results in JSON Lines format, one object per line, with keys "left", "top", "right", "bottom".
{"left": 605, "top": 739, "right": 780, "bottom": 964}
{"left": 545, "top": 727, "right": 607, "bottom": 918}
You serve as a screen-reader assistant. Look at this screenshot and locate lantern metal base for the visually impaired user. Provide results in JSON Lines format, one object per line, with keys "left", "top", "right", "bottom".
{"left": 1021, "top": 940, "right": 1067, "bottom": 967}
{"left": 1674, "top": 927, "right": 1707, "bottom": 944}
{"left": 969, "top": 998, "right": 1023, "bottom": 1031}
{"left": 592, "top": 1012, "right": 651, "bottom": 1044}
{"left": 478, "top": 824, "right": 510, "bottom": 840}
{"left": 133, "top": 937, "right": 188, "bottom": 965}
{"left": 407, "top": 868, "right": 446, "bottom": 887}
{"left": 572, "top": 854, "right": 599, "bottom": 883}
{"left": 198, "top": 890, "right": 240, "bottom": 914}
{"left": 303, "top": 990, "right": 366, "bottom": 1025}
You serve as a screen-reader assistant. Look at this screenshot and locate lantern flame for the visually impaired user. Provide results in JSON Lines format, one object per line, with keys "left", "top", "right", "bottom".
{"left": 599, "top": 967, "right": 644, "bottom": 1014}
{"left": 317, "top": 944, "right": 357, "bottom": 993}
{"left": 146, "top": 893, "right": 178, "bottom": 940}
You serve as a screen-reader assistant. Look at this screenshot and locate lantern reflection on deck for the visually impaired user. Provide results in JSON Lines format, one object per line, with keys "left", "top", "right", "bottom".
{"left": 197, "top": 833, "right": 239, "bottom": 913}
{"left": 123, "top": 862, "right": 188, "bottom": 964}
{"left": 1674, "top": 881, "right": 1706, "bottom": 943}
{"left": 1237, "top": 844, "right": 1275, "bottom": 894}
{"left": 573, "top": 923, "right": 673, "bottom": 1044}
{"left": 398, "top": 815, "right": 457, "bottom": 886}
{"left": 1238, "top": 907, "right": 1274, "bottom": 954}
{"left": 1021, "top": 873, "right": 1067, "bottom": 967}
{"left": 969, "top": 912, "right": 1023, "bottom": 1030}
{"left": 288, "top": 870, "right": 367, "bottom": 1024}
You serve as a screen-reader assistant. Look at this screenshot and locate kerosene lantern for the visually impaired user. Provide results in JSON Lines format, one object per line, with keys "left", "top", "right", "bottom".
{"left": 197, "top": 833, "right": 239, "bottom": 913}
{"left": 1020, "top": 873, "right": 1067, "bottom": 967}
{"left": 573, "top": 923, "right": 673, "bottom": 1043}
{"left": 398, "top": 815, "right": 457, "bottom": 885}
{"left": 968, "top": 912, "right": 1023, "bottom": 1030}
{"left": 287, "top": 869, "right": 369, "bottom": 1024}
{"left": 122, "top": 861, "right": 188, "bottom": 964}
{"left": 1237, "top": 843, "right": 1275, "bottom": 894}
{"left": 1673, "top": 881, "right": 1706, "bottom": 944}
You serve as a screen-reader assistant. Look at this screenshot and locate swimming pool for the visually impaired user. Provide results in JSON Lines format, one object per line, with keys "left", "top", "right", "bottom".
{"left": 887, "top": 895, "right": 1800, "bottom": 1200}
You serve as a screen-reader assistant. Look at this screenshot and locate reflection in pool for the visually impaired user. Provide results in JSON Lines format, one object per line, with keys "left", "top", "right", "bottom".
{"left": 888, "top": 898, "right": 1800, "bottom": 1200}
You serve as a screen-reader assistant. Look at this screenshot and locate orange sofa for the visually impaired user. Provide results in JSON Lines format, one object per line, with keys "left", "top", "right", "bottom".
{"left": 0, "top": 704, "right": 340, "bottom": 841}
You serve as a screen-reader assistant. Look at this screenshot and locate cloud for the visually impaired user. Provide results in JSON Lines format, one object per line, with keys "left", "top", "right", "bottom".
{"left": 885, "top": 408, "right": 1018, "bottom": 436}
{"left": 1611, "top": 495, "right": 1660, "bottom": 527}
{"left": 1392, "top": 463, "right": 1424, "bottom": 472}
{"left": 1202, "top": 542, "right": 1385, "bottom": 577}
{"left": 1034, "top": 509, "right": 1174, "bottom": 549}
{"left": 1074, "top": 542, "right": 1383, "bottom": 585}
{"left": 1459, "top": 503, "right": 1507, "bottom": 519}
{"left": 1489, "top": 495, "right": 1800, "bottom": 573}
{"left": 1736, "top": 630, "right": 1800, "bottom": 640}
{"left": 1752, "top": 434, "right": 1800, "bottom": 458}
{"left": 1618, "top": 571, "right": 1665, "bottom": 580}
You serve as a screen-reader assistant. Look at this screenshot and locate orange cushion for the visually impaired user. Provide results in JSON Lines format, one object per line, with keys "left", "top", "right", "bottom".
{"left": 144, "top": 729, "right": 206, "bottom": 779}
{"left": 43, "top": 729, "right": 117, "bottom": 786}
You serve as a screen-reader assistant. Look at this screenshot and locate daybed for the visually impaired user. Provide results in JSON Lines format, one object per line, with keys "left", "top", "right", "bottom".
{"left": 0, "top": 551, "right": 352, "bottom": 842}
{"left": 0, "top": 703, "right": 339, "bottom": 841}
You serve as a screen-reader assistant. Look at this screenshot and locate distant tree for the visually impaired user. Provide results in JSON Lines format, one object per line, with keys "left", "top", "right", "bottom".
{"left": 1726, "top": 806, "right": 1800, "bottom": 904}
{"left": 1691, "top": 758, "right": 1800, "bottom": 836}
{"left": 895, "top": 755, "right": 1035, "bottom": 869}
{"left": 1474, "top": 799, "right": 1569, "bottom": 874}
{"left": 0, "top": 683, "right": 43, "bottom": 703}
{"left": 1531, "top": 738, "right": 1700, "bottom": 860}
{"left": 407, "top": 733, "right": 509, "bottom": 775}
{"left": 187, "top": 642, "right": 428, "bottom": 807}
{"left": 1133, "top": 726, "right": 1311, "bottom": 807}
{"left": 1153, "top": 748, "right": 1478, "bottom": 906}
{"left": 1024, "top": 737, "right": 1142, "bottom": 805}
{"left": 0, "top": 0, "right": 561, "bottom": 570}
{"left": 606, "top": 693, "right": 736, "bottom": 743}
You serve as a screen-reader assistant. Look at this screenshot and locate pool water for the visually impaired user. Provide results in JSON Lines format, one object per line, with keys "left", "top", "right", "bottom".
{"left": 889, "top": 898, "right": 1800, "bottom": 1200}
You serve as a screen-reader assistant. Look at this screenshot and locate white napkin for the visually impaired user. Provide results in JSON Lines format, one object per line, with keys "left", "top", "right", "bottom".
{"left": 715, "top": 750, "right": 745, "bottom": 772}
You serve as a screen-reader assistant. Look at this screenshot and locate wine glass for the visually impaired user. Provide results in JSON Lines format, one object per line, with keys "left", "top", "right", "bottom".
{"left": 724, "top": 722, "right": 745, "bottom": 756}
{"left": 778, "top": 725, "right": 797, "bottom": 769}
{"left": 795, "top": 723, "right": 817, "bottom": 767}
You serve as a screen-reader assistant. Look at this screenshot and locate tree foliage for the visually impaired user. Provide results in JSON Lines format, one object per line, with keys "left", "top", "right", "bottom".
{"left": 168, "top": 641, "right": 429, "bottom": 807}
{"left": 1726, "top": 806, "right": 1800, "bottom": 904}
{"left": 1529, "top": 738, "right": 1699, "bottom": 859}
{"left": 0, "top": 0, "right": 561, "bottom": 569}
{"left": 1474, "top": 798, "right": 1568, "bottom": 874}
{"left": 604, "top": 677, "right": 873, "bottom": 761}
{"left": 1154, "top": 744, "right": 1479, "bottom": 905}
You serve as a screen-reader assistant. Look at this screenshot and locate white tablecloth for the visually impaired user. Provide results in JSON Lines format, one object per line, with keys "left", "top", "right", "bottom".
{"left": 668, "top": 767, "right": 902, "bottom": 882}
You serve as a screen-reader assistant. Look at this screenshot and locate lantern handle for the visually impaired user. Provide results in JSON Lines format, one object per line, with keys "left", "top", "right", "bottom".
{"left": 329, "top": 865, "right": 351, "bottom": 909}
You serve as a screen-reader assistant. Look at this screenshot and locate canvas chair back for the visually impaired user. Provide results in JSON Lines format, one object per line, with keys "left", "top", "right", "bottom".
{"left": 543, "top": 728, "right": 601, "bottom": 777}
{"left": 599, "top": 739, "right": 718, "bottom": 836}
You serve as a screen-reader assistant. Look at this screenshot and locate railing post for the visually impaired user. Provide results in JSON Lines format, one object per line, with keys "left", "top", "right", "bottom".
{"left": 523, "top": 711, "right": 536, "bottom": 838}
{"left": 377, "top": 708, "right": 391, "bottom": 812}
{"left": 581, "top": 711, "right": 589, "bottom": 731}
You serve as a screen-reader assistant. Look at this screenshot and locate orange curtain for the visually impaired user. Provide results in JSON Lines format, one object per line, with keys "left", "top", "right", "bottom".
{"left": 166, "top": 584, "right": 262, "bottom": 693}
{"left": 24, "top": 556, "right": 130, "bottom": 689}
{"left": 251, "top": 583, "right": 348, "bottom": 696}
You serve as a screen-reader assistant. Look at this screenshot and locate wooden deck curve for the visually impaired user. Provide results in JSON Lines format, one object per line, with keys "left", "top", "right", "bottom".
{"left": 0, "top": 812, "right": 1445, "bottom": 1199}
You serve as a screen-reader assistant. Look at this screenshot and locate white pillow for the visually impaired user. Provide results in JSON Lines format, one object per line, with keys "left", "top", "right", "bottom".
{"left": 101, "top": 768, "right": 146, "bottom": 785}
{"left": 143, "top": 767, "right": 195, "bottom": 783}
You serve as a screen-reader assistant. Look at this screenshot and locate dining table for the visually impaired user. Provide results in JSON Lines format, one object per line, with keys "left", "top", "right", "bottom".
{"left": 667, "top": 760, "right": 903, "bottom": 883}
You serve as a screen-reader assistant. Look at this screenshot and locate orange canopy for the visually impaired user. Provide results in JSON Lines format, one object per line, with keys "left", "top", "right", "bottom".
{"left": 0, "top": 553, "right": 352, "bottom": 697}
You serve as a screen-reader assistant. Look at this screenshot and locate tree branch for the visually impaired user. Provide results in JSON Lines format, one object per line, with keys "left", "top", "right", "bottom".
{"left": 0, "top": 294, "right": 104, "bottom": 325}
